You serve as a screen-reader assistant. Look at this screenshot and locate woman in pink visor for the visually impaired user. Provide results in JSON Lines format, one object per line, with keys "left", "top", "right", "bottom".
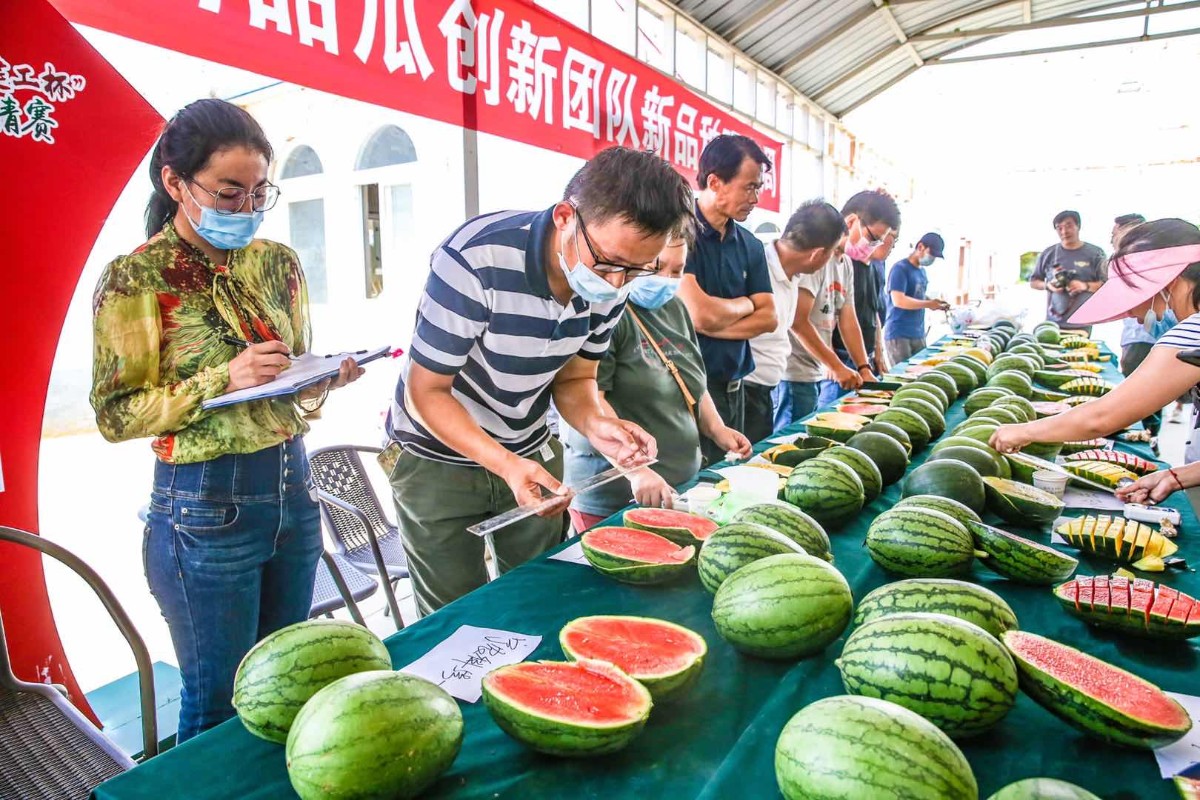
{"left": 990, "top": 219, "right": 1200, "bottom": 482}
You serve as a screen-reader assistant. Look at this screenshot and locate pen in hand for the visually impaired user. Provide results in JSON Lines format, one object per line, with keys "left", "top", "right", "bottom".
{"left": 220, "top": 335, "right": 298, "bottom": 361}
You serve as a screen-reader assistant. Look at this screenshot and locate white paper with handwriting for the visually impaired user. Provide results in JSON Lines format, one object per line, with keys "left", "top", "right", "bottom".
{"left": 400, "top": 625, "right": 540, "bottom": 702}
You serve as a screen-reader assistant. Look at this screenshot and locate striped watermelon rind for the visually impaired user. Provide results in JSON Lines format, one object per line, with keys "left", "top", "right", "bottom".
{"left": 891, "top": 396, "right": 947, "bottom": 439}
{"left": 854, "top": 578, "right": 1018, "bottom": 639}
{"left": 1001, "top": 630, "right": 1192, "bottom": 749}
{"left": 964, "top": 387, "right": 1014, "bottom": 415}
{"left": 580, "top": 527, "right": 695, "bottom": 585}
{"left": 893, "top": 494, "right": 982, "bottom": 529}
{"left": 968, "top": 521, "right": 1078, "bottom": 585}
{"left": 1053, "top": 577, "right": 1200, "bottom": 640}
{"left": 865, "top": 507, "right": 977, "bottom": 578}
{"left": 712, "top": 553, "right": 853, "bottom": 660}
{"left": 846, "top": 430, "right": 910, "bottom": 486}
{"left": 987, "top": 777, "right": 1101, "bottom": 799}
{"left": 233, "top": 619, "right": 392, "bottom": 743}
{"left": 730, "top": 501, "right": 831, "bottom": 561}
{"left": 782, "top": 458, "right": 865, "bottom": 529}
{"left": 697, "top": 523, "right": 807, "bottom": 594}
{"left": 901, "top": 459, "right": 986, "bottom": 514}
{"left": 837, "top": 612, "right": 1019, "bottom": 738}
{"left": 816, "top": 445, "right": 883, "bottom": 503}
{"left": 982, "top": 477, "right": 1064, "bottom": 525}
{"left": 775, "top": 695, "right": 978, "bottom": 800}
{"left": 559, "top": 616, "right": 707, "bottom": 701}
{"left": 286, "top": 671, "right": 462, "bottom": 799}
{"left": 622, "top": 507, "right": 718, "bottom": 546}
{"left": 1062, "top": 460, "right": 1138, "bottom": 488}
{"left": 482, "top": 659, "right": 652, "bottom": 756}
{"left": 875, "top": 407, "right": 932, "bottom": 451}
{"left": 1062, "top": 449, "right": 1157, "bottom": 475}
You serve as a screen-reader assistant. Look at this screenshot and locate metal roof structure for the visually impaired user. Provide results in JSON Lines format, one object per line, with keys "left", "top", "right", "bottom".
{"left": 671, "top": 0, "right": 1200, "bottom": 117}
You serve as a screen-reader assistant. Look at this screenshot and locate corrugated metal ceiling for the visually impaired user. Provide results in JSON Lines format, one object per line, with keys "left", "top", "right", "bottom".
{"left": 670, "top": 0, "right": 1190, "bottom": 116}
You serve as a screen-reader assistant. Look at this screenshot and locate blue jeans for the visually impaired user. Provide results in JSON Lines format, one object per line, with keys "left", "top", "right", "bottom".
{"left": 817, "top": 355, "right": 857, "bottom": 409}
{"left": 145, "top": 438, "right": 322, "bottom": 743}
{"left": 773, "top": 380, "right": 820, "bottom": 430}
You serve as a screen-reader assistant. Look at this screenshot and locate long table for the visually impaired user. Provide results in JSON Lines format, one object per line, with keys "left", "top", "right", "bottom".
{"left": 94, "top": 342, "right": 1197, "bottom": 799}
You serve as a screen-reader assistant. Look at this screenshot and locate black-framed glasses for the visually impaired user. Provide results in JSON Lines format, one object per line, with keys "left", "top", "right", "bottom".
{"left": 574, "top": 208, "right": 660, "bottom": 279}
{"left": 187, "top": 179, "right": 281, "bottom": 214}
{"left": 864, "top": 225, "right": 896, "bottom": 249}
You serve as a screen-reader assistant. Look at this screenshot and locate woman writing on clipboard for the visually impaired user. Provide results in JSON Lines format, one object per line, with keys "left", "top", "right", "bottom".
{"left": 90, "top": 99, "right": 361, "bottom": 741}
{"left": 990, "top": 219, "right": 1200, "bottom": 481}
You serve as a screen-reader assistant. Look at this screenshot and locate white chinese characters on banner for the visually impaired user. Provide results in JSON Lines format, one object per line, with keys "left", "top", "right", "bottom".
{"left": 356, "top": 0, "right": 434, "bottom": 78}
{"left": 561, "top": 47, "right": 603, "bottom": 136}
{"left": 640, "top": 85, "right": 674, "bottom": 157}
{"left": 439, "top": 0, "right": 505, "bottom": 104}
{"left": 0, "top": 57, "right": 86, "bottom": 145}
{"left": 505, "top": 20, "right": 560, "bottom": 124}
{"left": 604, "top": 66, "right": 638, "bottom": 146}
{"left": 673, "top": 103, "right": 699, "bottom": 171}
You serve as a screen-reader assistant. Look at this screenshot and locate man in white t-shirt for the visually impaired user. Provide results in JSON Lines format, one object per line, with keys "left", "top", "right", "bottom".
{"left": 744, "top": 201, "right": 847, "bottom": 442}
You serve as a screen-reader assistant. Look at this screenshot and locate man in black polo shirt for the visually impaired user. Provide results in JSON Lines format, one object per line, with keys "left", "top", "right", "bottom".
{"left": 678, "top": 135, "right": 776, "bottom": 463}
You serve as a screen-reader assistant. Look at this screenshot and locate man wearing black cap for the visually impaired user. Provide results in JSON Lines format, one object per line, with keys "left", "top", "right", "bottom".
{"left": 884, "top": 232, "right": 950, "bottom": 364}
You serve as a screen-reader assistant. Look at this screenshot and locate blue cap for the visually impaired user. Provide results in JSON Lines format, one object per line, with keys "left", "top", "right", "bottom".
{"left": 919, "top": 233, "right": 945, "bottom": 259}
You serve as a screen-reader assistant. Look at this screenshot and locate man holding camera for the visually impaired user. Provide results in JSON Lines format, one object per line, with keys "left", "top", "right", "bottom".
{"left": 1030, "top": 210, "right": 1107, "bottom": 333}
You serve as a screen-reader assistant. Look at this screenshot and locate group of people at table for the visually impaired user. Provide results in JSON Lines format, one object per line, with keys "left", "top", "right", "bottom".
{"left": 88, "top": 98, "right": 1200, "bottom": 742}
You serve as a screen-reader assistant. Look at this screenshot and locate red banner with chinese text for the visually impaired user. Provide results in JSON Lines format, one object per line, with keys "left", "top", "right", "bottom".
{"left": 1, "top": 0, "right": 163, "bottom": 717}
{"left": 51, "top": 0, "right": 784, "bottom": 211}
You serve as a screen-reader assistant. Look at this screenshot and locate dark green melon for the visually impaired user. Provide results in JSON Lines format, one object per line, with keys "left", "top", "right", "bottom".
{"left": 846, "top": 431, "right": 910, "bottom": 486}
{"left": 902, "top": 459, "right": 986, "bottom": 514}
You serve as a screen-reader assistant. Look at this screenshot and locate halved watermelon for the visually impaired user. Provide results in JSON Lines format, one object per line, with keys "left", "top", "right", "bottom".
{"left": 838, "top": 403, "right": 888, "bottom": 417}
{"left": 579, "top": 527, "right": 694, "bottom": 585}
{"left": 1031, "top": 401, "right": 1071, "bottom": 418}
{"left": 482, "top": 659, "right": 652, "bottom": 756}
{"left": 623, "top": 507, "right": 718, "bottom": 546}
{"left": 1177, "top": 775, "right": 1200, "bottom": 800}
{"left": 1002, "top": 630, "right": 1192, "bottom": 748}
{"left": 559, "top": 616, "right": 707, "bottom": 700}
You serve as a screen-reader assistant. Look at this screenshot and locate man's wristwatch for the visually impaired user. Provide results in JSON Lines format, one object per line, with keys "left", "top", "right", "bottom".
{"left": 855, "top": 364, "right": 872, "bottom": 373}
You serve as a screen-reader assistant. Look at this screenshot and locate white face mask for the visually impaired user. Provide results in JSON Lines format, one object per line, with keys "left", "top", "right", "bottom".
{"left": 558, "top": 221, "right": 621, "bottom": 304}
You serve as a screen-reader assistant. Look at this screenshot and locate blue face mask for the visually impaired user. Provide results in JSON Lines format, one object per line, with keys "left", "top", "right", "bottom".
{"left": 183, "top": 184, "right": 263, "bottom": 250}
{"left": 1143, "top": 293, "right": 1178, "bottom": 337}
{"left": 559, "top": 226, "right": 622, "bottom": 304}
{"left": 919, "top": 254, "right": 935, "bottom": 267}
{"left": 628, "top": 275, "right": 680, "bottom": 309}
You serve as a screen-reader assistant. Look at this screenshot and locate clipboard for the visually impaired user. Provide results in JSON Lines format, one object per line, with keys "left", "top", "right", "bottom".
{"left": 201, "top": 345, "right": 392, "bottom": 410}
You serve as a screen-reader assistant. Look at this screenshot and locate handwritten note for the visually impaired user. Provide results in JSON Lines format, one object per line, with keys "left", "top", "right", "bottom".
{"left": 549, "top": 541, "right": 590, "bottom": 565}
{"left": 1155, "top": 692, "right": 1200, "bottom": 778}
{"left": 1061, "top": 487, "right": 1126, "bottom": 511}
{"left": 400, "top": 625, "right": 541, "bottom": 702}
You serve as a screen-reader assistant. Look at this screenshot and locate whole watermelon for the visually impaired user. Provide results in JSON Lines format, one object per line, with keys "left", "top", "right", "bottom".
{"left": 783, "top": 458, "right": 864, "bottom": 529}
{"left": 286, "top": 671, "right": 463, "bottom": 799}
{"left": 233, "top": 619, "right": 392, "bottom": 743}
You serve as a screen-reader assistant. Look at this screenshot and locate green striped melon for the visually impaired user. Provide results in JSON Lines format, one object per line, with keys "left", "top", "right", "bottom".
{"left": 992, "top": 395, "right": 1037, "bottom": 422}
{"left": 1022, "top": 441, "right": 1064, "bottom": 461}
{"left": 891, "top": 395, "right": 947, "bottom": 439}
{"left": 233, "top": 619, "right": 392, "bottom": 743}
{"left": 482, "top": 659, "right": 652, "bottom": 756}
{"left": 987, "top": 354, "right": 1038, "bottom": 380}
{"left": 893, "top": 385, "right": 948, "bottom": 413}
{"left": 988, "top": 778, "right": 1101, "bottom": 800}
{"left": 951, "top": 419, "right": 999, "bottom": 440}
{"left": 731, "top": 501, "right": 831, "bottom": 561}
{"left": 854, "top": 578, "right": 1018, "bottom": 639}
{"left": 559, "top": 616, "right": 706, "bottom": 701}
{"left": 816, "top": 445, "right": 882, "bottom": 502}
{"left": 875, "top": 407, "right": 932, "bottom": 451}
{"left": 987, "top": 370, "right": 1033, "bottom": 398}
{"left": 866, "top": 507, "right": 977, "bottom": 578}
{"left": 286, "top": 671, "right": 462, "bottom": 799}
{"left": 712, "top": 553, "right": 853, "bottom": 660}
{"left": 697, "top": 523, "right": 807, "bottom": 594}
{"left": 952, "top": 354, "right": 990, "bottom": 384}
{"left": 965, "top": 387, "right": 1014, "bottom": 415}
{"left": 893, "top": 495, "right": 981, "bottom": 528}
{"left": 982, "top": 477, "right": 1064, "bottom": 525}
{"left": 934, "top": 362, "right": 978, "bottom": 395}
{"left": 846, "top": 431, "right": 910, "bottom": 486}
{"left": 931, "top": 435, "right": 1000, "bottom": 456}
{"left": 775, "top": 695, "right": 978, "bottom": 800}
{"left": 968, "top": 520, "right": 1078, "bottom": 584}
{"left": 782, "top": 458, "right": 864, "bottom": 529}
{"left": 858, "top": 420, "right": 913, "bottom": 454}
{"left": 902, "top": 459, "right": 986, "bottom": 514}
{"left": 837, "top": 612, "right": 1018, "bottom": 738}
{"left": 929, "top": 446, "right": 1010, "bottom": 479}
{"left": 969, "top": 406, "right": 1023, "bottom": 426}
{"left": 1002, "top": 630, "right": 1192, "bottom": 749}
{"left": 917, "top": 371, "right": 960, "bottom": 404}
{"left": 580, "top": 527, "right": 695, "bottom": 585}
{"left": 1054, "top": 576, "right": 1200, "bottom": 640}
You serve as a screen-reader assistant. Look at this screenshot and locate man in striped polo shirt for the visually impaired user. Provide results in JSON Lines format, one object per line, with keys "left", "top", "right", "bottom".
{"left": 385, "top": 147, "right": 694, "bottom": 616}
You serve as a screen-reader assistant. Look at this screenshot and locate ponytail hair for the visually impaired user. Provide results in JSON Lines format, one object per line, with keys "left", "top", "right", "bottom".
{"left": 144, "top": 98, "right": 273, "bottom": 237}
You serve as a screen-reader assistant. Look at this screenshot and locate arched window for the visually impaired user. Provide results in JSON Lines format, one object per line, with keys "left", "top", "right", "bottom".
{"left": 356, "top": 125, "right": 417, "bottom": 170}
{"left": 280, "top": 145, "right": 323, "bottom": 179}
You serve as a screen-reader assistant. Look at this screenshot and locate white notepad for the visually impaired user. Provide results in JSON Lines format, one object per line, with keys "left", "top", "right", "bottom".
{"left": 201, "top": 345, "right": 392, "bottom": 410}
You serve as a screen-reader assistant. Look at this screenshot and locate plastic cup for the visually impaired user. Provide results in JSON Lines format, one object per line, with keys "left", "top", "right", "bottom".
{"left": 723, "top": 465, "right": 781, "bottom": 504}
{"left": 1033, "top": 470, "right": 1068, "bottom": 498}
{"left": 681, "top": 485, "right": 721, "bottom": 517}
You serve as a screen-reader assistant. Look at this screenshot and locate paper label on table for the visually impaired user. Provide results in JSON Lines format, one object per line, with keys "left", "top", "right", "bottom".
{"left": 746, "top": 454, "right": 771, "bottom": 466}
{"left": 1050, "top": 531, "right": 1068, "bottom": 545}
{"left": 399, "top": 625, "right": 540, "bottom": 703}
{"left": 766, "top": 432, "right": 804, "bottom": 444}
{"left": 1061, "top": 487, "right": 1126, "bottom": 511}
{"left": 548, "top": 541, "right": 589, "bottom": 565}
{"left": 1154, "top": 692, "right": 1200, "bottom": 778}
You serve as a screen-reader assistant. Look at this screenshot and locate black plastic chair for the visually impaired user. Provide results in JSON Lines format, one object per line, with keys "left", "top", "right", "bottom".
{"left": 307, "top": 445, "right": 408, "bottom": 627}
{"left": 309, "top": 550, "right": 378, "bottom": 626}
{"left": 0, "top": 526, "right": 158, "bottom": 800}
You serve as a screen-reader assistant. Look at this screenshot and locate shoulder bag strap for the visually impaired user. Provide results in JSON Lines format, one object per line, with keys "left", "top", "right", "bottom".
{"left": 627, "top": 307, "right": 698, "bottom": 420}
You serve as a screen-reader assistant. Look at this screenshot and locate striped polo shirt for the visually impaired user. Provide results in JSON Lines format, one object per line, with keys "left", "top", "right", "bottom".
{"left": 387, "top": 208, "right": 626, "bottom": 465}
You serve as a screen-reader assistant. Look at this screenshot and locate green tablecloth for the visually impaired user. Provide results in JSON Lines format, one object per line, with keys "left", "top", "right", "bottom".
{"left": 94, "top": 342, "right": 1197, "bottom": 800}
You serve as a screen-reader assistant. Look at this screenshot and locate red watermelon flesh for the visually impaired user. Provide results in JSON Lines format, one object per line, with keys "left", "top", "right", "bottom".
{"left": 1109, "top": 577, "right": 1130, "bottom": 612}
{"left": 484, "top": 661, "right": 650, "bottom": 725}
{"left": 905, "top": 364, "right": 935, "bottom": 375}
{"left": 582, "top": 527, "right": 694, "bottom": 564}
{"left": 1130, "top": 579, "right": 1154, "bottom": 623}
{"left": 838, "top": 403, "right": 887, "bottom": 417}
{"left": 1032, "top": 401, "right": 1071, "bottom": 416}
{"left": 1094, "top": 576, "right": 1110, "bottom": 612}
{"left": 559, "top": 616, "right": 706, "bottom": 680}
{"left": 623, "top": 507, "right": 718, "bottom": 545}
{"left": 1004, "top": 630, "right": 1192, "bottom": 736}
{"left": 1170, "top": 596, "right": 1195, "bottom": 624}
{"left": 1150, "top": 586, "right": 1179, "bottom": 623}
{"left": 1176, "top": 775, "right": 1200, "bottom": 800}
